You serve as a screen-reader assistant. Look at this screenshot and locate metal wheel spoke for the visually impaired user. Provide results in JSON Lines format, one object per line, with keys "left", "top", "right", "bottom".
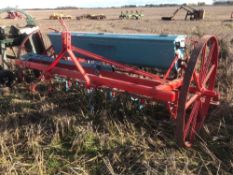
{"left": 185, "top": 93, "right": 201, "bottom": 110}
{"left": 190, "top": 110, "right": 198, "bottom": 142}
{"left": 201, "top": 42, "right": 216, "bottom": 82}
{"left": 202, "top": 64, "right": 216, "bottom": 87}
{"left": 184, "top": 101, "right": 200, "bottom": 139}
{"left": 200, "top": 98, "right": 210, "bottom": 117}
{"left": 200, "top": 44, "right": 207, "bottom": 79}
{"left": 197, "top": 98, "right": 211, "bottom": 130}
{"left": 193, "top": 71, "right": 201, "bottom": 90}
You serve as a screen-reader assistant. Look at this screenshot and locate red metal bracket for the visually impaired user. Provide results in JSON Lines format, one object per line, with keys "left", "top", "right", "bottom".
{"left": 44, "top": 20, "right": 91, "bottom": 87}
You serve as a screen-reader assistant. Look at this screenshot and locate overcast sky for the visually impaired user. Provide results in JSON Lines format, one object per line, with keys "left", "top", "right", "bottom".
{"left": 0, "top": 0, "right": 213, "bottom": 8}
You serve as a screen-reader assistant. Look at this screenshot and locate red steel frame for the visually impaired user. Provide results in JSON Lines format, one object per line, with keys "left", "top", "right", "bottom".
{"left": 14, "top": 20, "right": 220, "bottom": 147}
{"left": 15, "top": 29, "right": 184, "bottom": 118}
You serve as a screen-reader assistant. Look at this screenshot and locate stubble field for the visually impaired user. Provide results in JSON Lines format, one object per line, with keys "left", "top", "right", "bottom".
{"left": 0, "top": 5, "right": 232, "bottom": 175}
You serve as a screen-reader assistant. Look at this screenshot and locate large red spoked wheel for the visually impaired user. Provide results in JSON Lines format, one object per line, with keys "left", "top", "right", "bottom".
{"left": 176, "top": 36, "right": 219, "bottom": 147}
{"left": 16, "top": 30, "right": 47, "bottom": 83}
{"left": 17, "top": 30, "right": 47, "bottom": 58}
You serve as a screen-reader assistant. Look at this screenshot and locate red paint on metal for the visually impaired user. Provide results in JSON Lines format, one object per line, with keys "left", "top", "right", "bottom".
{"left": 15, "top": 21, "right": 220, "bottom": 148}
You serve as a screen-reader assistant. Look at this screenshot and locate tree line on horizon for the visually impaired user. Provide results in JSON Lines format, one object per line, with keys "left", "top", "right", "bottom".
{"left": 213, "top": 0, "right": 233, "bottom": 5}
{"left": 23, "top": 1, "right": 233, "bottom": 10}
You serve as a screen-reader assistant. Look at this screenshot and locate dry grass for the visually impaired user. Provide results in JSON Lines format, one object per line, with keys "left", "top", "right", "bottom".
{"left": 1, "top": 86, "right": 232, "bottom": 175}
{"left": 0, "top": 5, "right": 233, "bottom": 175}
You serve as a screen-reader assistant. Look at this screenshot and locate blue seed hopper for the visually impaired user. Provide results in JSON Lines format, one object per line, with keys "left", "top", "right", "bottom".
{"left": 48, "top": 32, "right": 186, "bottom": 69}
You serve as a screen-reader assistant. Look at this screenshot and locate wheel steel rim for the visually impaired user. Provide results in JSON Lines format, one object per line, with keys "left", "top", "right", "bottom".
{"left": 176, "top": 36, "right": 218, "bottom": 147}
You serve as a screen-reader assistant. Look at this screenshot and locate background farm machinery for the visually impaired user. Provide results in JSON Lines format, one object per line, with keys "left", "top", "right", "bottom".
{"left": 0, "top": 8, "right": 40, "bottom": 87}
{"left": 161, "top": 5, "right": 205, "bottom": 21}
{"left": 76, "top": 14, "right": 106, "bottom": 20}
{"left": 0, "top": 8, "right": 35, "bottom": 23}
{"left": 119, "top": 10, "right": 144, "bottom": 20}
{"left": 0, "top": 7, "right": 220, "bottom": 147}
{"left": 49, "top": 13, "right": 72, "bottom": 20}
{"left": 5, "top": 11, "right": 22, "bottom": 19}
{"left": 0, "top": 8, "right": 38, "bottom": 68}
